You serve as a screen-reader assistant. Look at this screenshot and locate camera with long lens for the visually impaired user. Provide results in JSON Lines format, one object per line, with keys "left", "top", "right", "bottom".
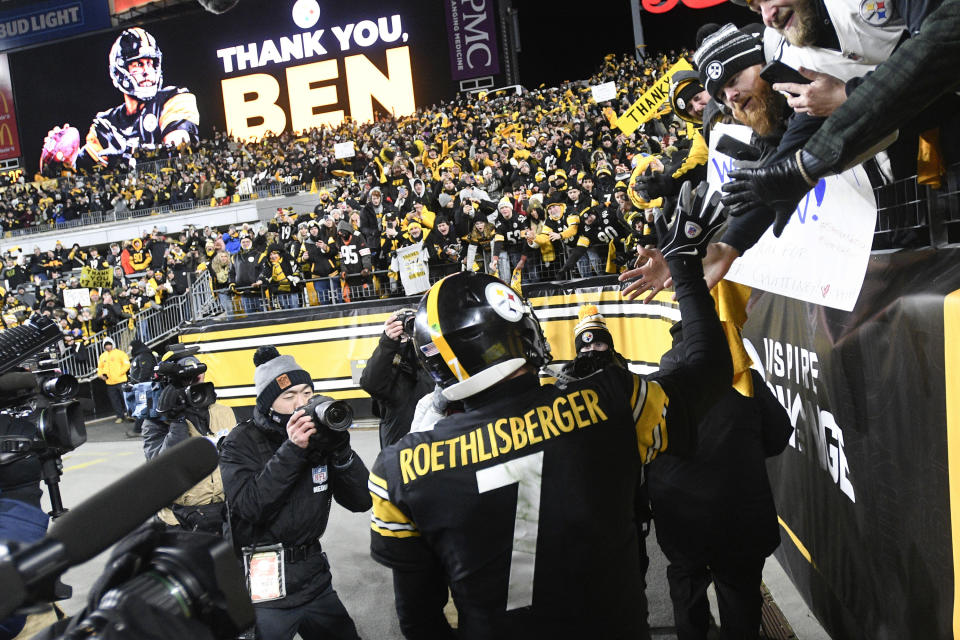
{"left": 296, "top": 395, "right": 353, "bottom": 451}
{"left": 298, "top": 395, "right": 353, "bottom": 432}
{"left": 61, "top": 530, "right": 254, "bottom": 640}
{"left": 154, "top": 347, "right": 217, "bottom": 416}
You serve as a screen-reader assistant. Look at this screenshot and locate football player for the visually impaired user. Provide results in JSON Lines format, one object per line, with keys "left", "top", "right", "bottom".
{"left": 368, "top": 181, "right": 731, "bottom": 638}
{"left": 41, "top": 28, "right": 199, "bottom": 172}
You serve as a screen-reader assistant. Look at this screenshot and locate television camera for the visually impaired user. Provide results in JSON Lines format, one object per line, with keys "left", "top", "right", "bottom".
{"left": 154, "top": 345, "right": 217, "bottom": 417}
{"left": 0, "top": 314, "right": 87, "bottom": 519}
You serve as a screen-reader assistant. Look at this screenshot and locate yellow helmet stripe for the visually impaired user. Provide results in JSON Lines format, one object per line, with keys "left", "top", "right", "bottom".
{"left": 425, "top": 277, "right": 470, "bottom": 381}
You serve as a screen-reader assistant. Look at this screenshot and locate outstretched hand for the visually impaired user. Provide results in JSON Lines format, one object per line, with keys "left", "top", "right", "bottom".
{"left": 655, "top": 180, "right": 725, "bottom": 259}
{"left": 619, "top": 247, "right": 671, "bottom": 303}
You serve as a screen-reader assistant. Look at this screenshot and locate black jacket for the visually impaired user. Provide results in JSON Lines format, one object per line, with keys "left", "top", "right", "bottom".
{"left": 219, "top": 407, "right": 371, "bottom": 608}
{"left": 229, "top": 249, "right": 260, "bottom": 288}
{"left": 646, "top": 369, "right": 791, "bottom": 562}
{"left": 359, "top": 334, "right": 435, "bottom": 448}
{"left": 128, "top": 340, "right": 157, "bottom": 383}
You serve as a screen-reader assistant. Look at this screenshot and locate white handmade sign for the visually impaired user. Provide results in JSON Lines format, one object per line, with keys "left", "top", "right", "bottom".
{"left": 590, "top": 81, "right": 617, "bottom": 103}
{"left": 334, "top": 141, "right": 356, "bottom": 159}
{"left": 707, "top": 123, "right": 877, "bottom": 311}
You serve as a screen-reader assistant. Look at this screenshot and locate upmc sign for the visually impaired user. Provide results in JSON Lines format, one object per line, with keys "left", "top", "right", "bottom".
{"left": 0, "top": 54, "right": 20, "bottom": 161}
{"left": 444, "top": 0, "right": 500, "bottom": 81}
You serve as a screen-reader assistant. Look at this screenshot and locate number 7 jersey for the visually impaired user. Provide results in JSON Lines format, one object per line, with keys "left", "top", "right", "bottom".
{"left": 369, "top": 368, "right": 689, "bottom": 638}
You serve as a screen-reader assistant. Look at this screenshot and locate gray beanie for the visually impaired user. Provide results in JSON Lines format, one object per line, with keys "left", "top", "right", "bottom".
{"left": 253, "top": 346, "right": 312, "bottom": 413}
{"left": 693, "top": 23, "right": 765, "bottom": 100}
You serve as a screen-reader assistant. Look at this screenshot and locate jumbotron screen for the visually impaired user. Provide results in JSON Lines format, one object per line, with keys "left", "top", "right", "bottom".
{"left": 12, "top": 0, "right": 506, "bottom": 169}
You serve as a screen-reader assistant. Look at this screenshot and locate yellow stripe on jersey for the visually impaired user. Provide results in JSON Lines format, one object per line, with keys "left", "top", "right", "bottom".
{"left": 369, "top": 471, "right": 387, "bottom": 490}
{"left": 633, "top": 378, "right": 669, "bottom": 463}
{"left": 159, "top": 92, "right": 200, "bottom": 132}
{"left": 425, "top": 277, "right": 469, "bottom": 381}
{"left": 370, "top": 493, "right": 420, "bottom": 539}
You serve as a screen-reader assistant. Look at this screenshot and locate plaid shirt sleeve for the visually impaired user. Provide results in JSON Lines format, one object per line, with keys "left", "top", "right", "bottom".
{"left": 803, "top": 0, "right": 960, "bottom": 170}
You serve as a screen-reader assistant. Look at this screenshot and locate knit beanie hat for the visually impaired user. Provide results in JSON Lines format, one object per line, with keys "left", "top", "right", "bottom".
{"left": 253, "top": 346, "right": 312, "bottom": 414}
{"left": 574, "top": 305, "right": 614, "bottom": 352}
{"left": 693, "top": 23, "right": 765, "bottom": 100}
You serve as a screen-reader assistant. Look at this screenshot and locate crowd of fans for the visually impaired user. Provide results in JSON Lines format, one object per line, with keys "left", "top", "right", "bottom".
{"left": 1, "top": 47, "right": 689, "bottom": 236}
{"left": 1, "top": 48, "right": 702, "bottom": 334}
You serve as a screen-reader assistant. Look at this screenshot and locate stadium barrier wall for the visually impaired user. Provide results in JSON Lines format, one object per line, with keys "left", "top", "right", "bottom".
{"left": 178, "top": 247, "right": 960, "bottom": 640}
{"left": 0, "top": 188, "right": 325, "bottom": 254}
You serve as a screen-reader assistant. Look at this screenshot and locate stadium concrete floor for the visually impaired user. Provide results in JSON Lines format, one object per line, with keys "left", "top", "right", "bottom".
{"left": 44, "top": 418, "right": 832, "bottom": 640}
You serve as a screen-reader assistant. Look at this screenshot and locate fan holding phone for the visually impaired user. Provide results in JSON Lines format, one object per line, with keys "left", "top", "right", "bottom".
{"left": 761, "top": 60, "right": 848, "bottom": 117}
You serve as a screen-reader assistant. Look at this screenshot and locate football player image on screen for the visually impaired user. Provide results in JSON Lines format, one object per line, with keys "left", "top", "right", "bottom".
{"left": 40, "top": 27, "right": 199, "bottom": 172}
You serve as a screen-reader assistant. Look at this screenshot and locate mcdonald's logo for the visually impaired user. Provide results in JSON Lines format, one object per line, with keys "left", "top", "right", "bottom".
{"left": 0, "top": 124, "right": 14, "bottom": 148}
{"left": 0, "top": 92, "right": 8, "bottom": 114}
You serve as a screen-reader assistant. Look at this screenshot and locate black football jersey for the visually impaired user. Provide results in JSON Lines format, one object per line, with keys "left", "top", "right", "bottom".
{"left": 80, "top": 87, "right": 199, "bottom": 166}
{"left": 577, "top": 208, "right": 629, "bottom": 248}
{"left": 369, "top": 369, "right": 685, "bottom": 638}
{"left": 492, "top": 214, "right": 530, "bottom": 251}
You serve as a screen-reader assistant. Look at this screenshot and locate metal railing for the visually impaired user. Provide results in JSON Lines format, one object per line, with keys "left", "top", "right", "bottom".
{"left": 2, "top": 182, "right": 316, "bottom": 239}
{"left": 204, "top": 246, "right": 606, "bottom": 318}
{"left": 55, "top": 285, "right": 204, "bottom": 382}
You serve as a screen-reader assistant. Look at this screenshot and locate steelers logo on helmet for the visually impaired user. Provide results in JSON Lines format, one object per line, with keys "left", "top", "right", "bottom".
{"left": 581, "top": 331, "right": 594, "bottom": 344}
{"left": 676, "top": 97, "right": 686, "bottom": 111}
{"left": 706, "top": 61, "right": 724, "bottom": 81}
{"left": 412, "top": 272, "right": 551, "bottom": 401}
{"left": 485, "top": 282, "right": 524, "bottom": 322}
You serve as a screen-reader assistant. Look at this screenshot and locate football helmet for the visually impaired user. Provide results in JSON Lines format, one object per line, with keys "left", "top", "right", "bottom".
{"left": 412, "top": 272, "right": 551, "bottom": 401}
{"left": 109, "top": 28, "right": 163, "bottom": 101}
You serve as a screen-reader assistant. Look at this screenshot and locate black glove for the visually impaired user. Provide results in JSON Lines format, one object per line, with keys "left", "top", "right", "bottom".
{"left": 635, "top": 166, "right": 674, "bottom": 199}
{"left": 721, "top": 149, "right": 827, "bottom": 237}
{"left": 155, "top": 384, "right": 185, "bottom": 417}
{"left": 308, "top": 427, "right": 351, "bottom": 461}
{"left": 655, "top": 180, "right": 725, "bottom": 259}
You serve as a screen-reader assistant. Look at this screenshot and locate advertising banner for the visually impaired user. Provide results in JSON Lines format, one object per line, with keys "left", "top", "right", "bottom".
{"left": 0, "top": 0, "right": 110, "bottom": 52}
{"left": 0, "top": 54, "right": 20, "bottom": 161}
{"left": 112, "top": 0, "right": 160, "bottom": 13}
{"left": 707, "top": 123, "right": 876, "bottom": 311}
{"left": 13, "top": 0, "right": 484, "bottom": 168}
{"left": 444, "top": 0, "right": 500, "bottom": 81}
{"left": 742, "top": 248, "right": 960, "bottom": 640}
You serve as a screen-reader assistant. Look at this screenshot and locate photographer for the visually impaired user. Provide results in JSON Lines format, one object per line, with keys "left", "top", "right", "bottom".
{"left": 123, "top": 339, "right": 158, "bottom": 439}
{"left": 359, "top": 310, "right": 435, "bottom": 448}
{"left": 141, "top": 352, "right": 236, "bottom": 535}
{"left": 219, "top": 347, "right": 370, "bottom": 640}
